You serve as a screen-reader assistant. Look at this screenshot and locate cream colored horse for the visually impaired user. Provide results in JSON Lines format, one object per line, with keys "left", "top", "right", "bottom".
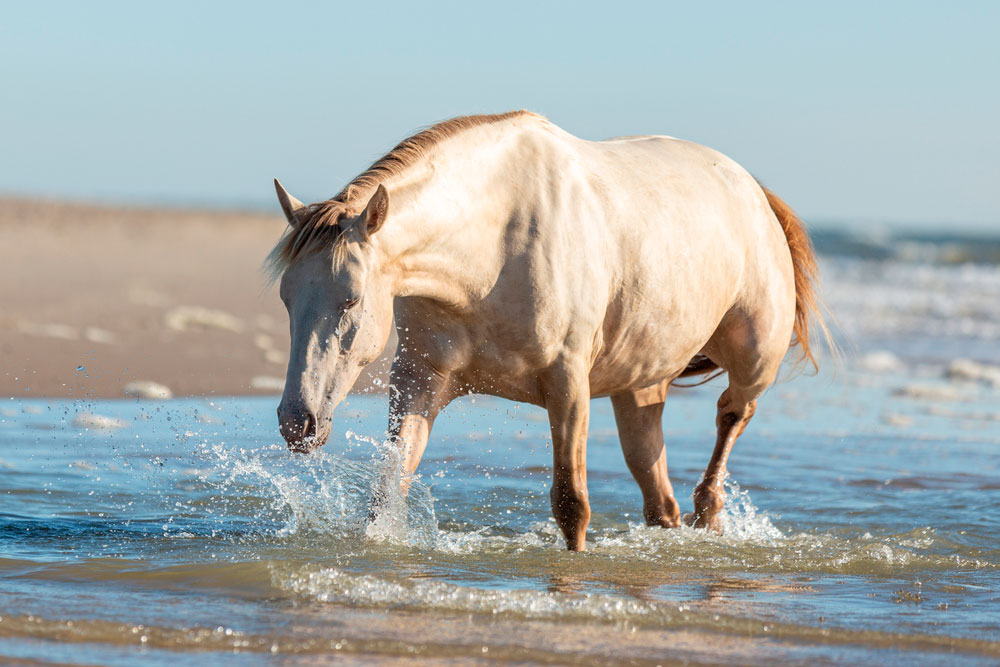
{"left": 269, "top": 111, "right": 826, "bottom": 551}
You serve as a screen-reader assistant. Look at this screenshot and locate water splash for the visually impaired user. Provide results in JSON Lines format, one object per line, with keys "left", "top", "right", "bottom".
{"left": 192, "top": 432, "right": 439, "bottom": 548}
{"left": 191, "top": 437, "right": 785, "bottom": 558}
{"left": 718, "top": 475, "right": 783, "bottom": 542}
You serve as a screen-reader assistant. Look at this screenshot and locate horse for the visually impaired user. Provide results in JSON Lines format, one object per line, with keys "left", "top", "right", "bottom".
{"left": 267, "top": 110, "right": 827, "bottom": 551}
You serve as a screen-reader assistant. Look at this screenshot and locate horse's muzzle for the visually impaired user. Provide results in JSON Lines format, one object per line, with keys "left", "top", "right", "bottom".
{"left": 277, "top": 404, "right": 326, "bottom": 452}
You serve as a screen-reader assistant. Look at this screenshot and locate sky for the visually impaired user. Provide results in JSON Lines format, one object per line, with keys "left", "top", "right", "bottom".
{"left": 1, "top": 1, "right": 998, "bottom": 230}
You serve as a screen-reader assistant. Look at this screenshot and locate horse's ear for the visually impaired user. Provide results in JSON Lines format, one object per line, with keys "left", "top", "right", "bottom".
{"left": 360, "top": 184, "right": 389, "bottom": 239}
{"left": 274, "top": 178, "right": 307, "bottom": 228}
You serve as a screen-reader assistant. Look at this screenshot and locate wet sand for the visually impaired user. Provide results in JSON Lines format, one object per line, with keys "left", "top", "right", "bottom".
{"left": 0, "top": 197, "right": 390, "bottom": 399}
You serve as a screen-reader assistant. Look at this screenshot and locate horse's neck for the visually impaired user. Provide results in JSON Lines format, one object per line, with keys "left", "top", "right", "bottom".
{"left": 374, "top": 129, "right": 541, "bottom": 307}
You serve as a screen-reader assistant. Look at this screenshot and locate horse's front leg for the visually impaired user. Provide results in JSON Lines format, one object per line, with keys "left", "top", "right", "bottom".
{"left": 610, "top": 380, "right": 681, "bottom": 528}
{"left": 368, "top": 354, "right": 452, "bottom": 517}
{"left": 542, "top": 361, "right": 592, "bottom": 552}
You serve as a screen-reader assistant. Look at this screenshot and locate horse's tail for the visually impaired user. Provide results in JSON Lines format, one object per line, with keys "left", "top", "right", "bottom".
{"left": 759, "top": 183, "right": 832, "bottom": 372}
{"left": 674, "top": 183, "right": 831, "bottom": 385}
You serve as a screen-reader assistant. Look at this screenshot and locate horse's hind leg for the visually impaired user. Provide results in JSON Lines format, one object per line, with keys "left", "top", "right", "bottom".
{"left": 610, "top": 381, "right": 681, "bottom": 528}
{"left": 684, "top": 388, "right": 758, "bottom": 531}
{"left": 685, "top": 310, "right": 788, "bottom": 532}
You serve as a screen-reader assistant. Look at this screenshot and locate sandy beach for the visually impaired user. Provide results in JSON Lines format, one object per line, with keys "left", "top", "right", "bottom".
{"left": 0, "top": 197, "right": 389, "bottom": 399}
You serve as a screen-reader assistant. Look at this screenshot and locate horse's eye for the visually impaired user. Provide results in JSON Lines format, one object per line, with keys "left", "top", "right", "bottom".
{"left": 340, "top": 297, "right": 360, "bottom": 313}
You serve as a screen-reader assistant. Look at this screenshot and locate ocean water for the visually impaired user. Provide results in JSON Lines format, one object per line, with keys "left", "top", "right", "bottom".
{"left": 2, "top": 239, "right": 1000, "bottom": 665}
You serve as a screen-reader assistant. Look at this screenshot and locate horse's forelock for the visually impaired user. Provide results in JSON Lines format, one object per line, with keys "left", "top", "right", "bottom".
{"left": 265, "top": 201, "right": 349, "bottom": 284}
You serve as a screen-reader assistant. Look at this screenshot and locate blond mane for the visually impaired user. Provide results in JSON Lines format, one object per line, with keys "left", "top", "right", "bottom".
{"left": 266, "top": 110, "right": 540, "bottom": 281}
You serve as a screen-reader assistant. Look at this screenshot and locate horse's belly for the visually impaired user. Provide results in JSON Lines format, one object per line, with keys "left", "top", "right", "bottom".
{"left": 587, "top": 305, "right": 723, "bottom": 397}
{"left": 588, "top": 342, "right": 698, "bottom": 397}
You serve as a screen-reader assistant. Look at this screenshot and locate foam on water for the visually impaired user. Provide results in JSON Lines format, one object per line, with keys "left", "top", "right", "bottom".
{"left": 271, "top": 561, "right": 690, "bottom": 624}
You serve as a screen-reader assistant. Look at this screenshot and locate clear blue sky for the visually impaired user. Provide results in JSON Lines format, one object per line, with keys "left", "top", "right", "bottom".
{"left": 2, "top": 1, "right": 997, "bottom": 230}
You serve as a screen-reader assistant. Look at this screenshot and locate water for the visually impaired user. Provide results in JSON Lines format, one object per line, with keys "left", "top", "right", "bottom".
{"left": 2, "top": 243, "right": 1000, "bottom": 665}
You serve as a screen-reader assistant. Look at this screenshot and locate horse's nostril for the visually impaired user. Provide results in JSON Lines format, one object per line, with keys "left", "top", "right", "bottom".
{"left": 278, "top": 405, "right": 319, "bottom": 451}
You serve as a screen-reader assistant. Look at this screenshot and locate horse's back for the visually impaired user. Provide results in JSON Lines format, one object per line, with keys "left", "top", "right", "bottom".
{"left": 587, "top": 132, "right": 794, "bottom": 310}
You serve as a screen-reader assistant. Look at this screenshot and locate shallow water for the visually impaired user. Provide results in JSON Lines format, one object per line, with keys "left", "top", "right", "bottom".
{"left": 2, "top": 252, "right": 1000, "bottom": 665}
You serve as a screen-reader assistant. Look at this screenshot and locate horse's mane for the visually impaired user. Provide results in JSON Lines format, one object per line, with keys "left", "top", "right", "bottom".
{"left": 266, "top": 110, "right": 541, "bottom": 281}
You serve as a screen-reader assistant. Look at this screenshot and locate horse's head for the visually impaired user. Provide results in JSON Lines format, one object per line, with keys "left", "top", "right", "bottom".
{"left": 272, "top": 180, "right": 394, "bottom": 452}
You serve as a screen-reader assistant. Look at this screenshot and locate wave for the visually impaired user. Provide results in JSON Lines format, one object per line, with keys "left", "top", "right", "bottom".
{"left": 813, "top": 228, "right": 1000, "bottom": 266}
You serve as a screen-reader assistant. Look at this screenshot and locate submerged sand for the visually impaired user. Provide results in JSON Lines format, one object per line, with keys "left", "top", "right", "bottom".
{"left": 0, "top": 197, "right": 390, "bottom": 399}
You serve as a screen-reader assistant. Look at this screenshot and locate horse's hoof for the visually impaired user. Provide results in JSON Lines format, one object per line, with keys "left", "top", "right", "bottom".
{"left": 644, "top": 503, "right": 681, "bottom": 528}
{"left": 649, "top": 515, "right": 682, "bottom": 529}
{"left": 683, "top": 511, "right": 724, "bottom": 534}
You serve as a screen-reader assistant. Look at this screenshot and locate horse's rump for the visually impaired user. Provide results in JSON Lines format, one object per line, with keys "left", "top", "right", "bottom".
{"left": 672, "top": 183, "right": 827, "bottom": 385}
